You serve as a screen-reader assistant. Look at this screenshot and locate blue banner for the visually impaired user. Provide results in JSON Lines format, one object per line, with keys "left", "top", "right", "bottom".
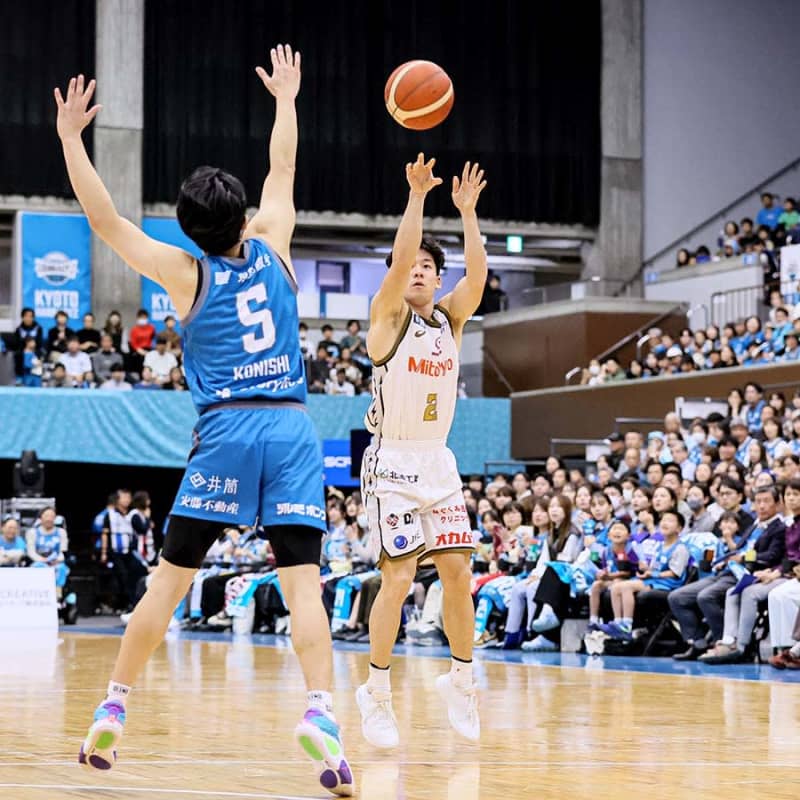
{"left": 20, "top": 213, "right": 92, "bottom": 331}
{"left": 140, "top": 217, "right": 202, "bottom": 331}
{"left": 322, "top": 439, "right": 359, "bottom": 487}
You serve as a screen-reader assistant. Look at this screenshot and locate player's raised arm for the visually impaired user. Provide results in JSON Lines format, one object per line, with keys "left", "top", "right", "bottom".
{"left": 245, "top": 44, "right": 302, "bottom": 269}
{"left": 54, "top": 76, "right": 194, "bottom": 297}
{"left": 371, "top": 153, "right": 442, "bottom": 321}
{"left": 439, "top": 162, "right": 488, "bottom": 329}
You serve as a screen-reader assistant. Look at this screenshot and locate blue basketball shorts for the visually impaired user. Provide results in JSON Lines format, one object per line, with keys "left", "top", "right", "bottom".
{"left": 170, "top": 404, "right": 326, "bottom": 532}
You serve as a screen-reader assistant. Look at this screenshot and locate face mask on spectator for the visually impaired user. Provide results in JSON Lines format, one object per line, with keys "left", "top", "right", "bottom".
{"left": 589, "top": 364, "right": 600, "bottom": 376}
{"left": 692, "top": 431, "right": 706, "bottom": 445}
{"left": 687, "top": 497, "right": 704, "bottom": 512}
{"left": 609, "top": 495, "right": 622, "bottom": 510}
{"left": 622, "top": 488, "right": 634, "bottom": 503}
{"left": 136, "top": 317, "right": 148, "bottom": 326}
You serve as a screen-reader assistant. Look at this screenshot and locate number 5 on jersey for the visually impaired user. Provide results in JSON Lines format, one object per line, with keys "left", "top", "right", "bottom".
{"left": 423, "top": 392, "right": 438, "bottom": 422}
{"left": 236, "top": 284, "right": 275, "bottom": 353}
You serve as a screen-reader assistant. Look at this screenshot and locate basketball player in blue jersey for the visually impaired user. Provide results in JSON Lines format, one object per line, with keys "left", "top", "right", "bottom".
{"left": 54, "top": 46, "right": 353, "bottom": 796}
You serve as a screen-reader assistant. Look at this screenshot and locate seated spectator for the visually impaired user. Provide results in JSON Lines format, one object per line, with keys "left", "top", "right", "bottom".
{"left": 78, "top": 370, "right": 98, "bottom": 389}
{"left": 670, "top": 440, "right": 696, "bottom": 481}
{"left": 694, "top": 245, "right": 711, "bottom": 264}
{"left": 511, "top": 471, "right": 531, "bottom": 500}
{"left": 756, "top": 192, "right": 782, "bottom": 230}
{"left": 336, "top": 347, "right": 363, "bottom": 386}
{"left": 675, "top": 248, "right": 691, "bottom": 268}
{"left": 477, "top": 273, "right": 509, "bottom": 314}
{"left": 327, "top": 367, "right": 355, "bottom": 396}
{"left": 763, "top": 417, "right": 790, "bottom": 463}
{"left": 779, "top": 197, "right": 800, "bottom": 232}
{"left": 319, "top": 324, "right": 341, "bottom": 358}
{"left": 686, "top": 483, "right": 716, "bottom": 533}
{"left": 161, "top": 315, "right": 183, "bottom": 357}
{"left": 77, "top": 312, "right": 101, "bottom": 353}
{"left": 0, "top": 516, "right": 27, "bottom": 566}
{"left": 781, "top": 332, "right": 800, "bottom": 361}
{"left": 103, "top": 310, "right": 127, "bottom": 354}
{"left": 92, "top": 333, "right": 120, "bottom": 382}
{"left": 26, "top": 507, "right": 70, "bottom": 598}
{"left": 718, "top": 220, "right": 739, "bottom": 249}
{"left": 144, "top": 335, "right": 178, "bottom": 384}
{"left": 602, "top": 356, "right": 626, "bottom": 383}
{"left": 163, "top": 366, "right": 187, "bottom": 391}
{"left": 128, "top": 308, "right": 156, "bottom": 372}
{"left": 134, "top": 366, "right": 162, "bottom": 390}
{"left": 670, "top": 485, "right": 783, "bottom": 660}
{"left": 21, "top": 338, "right": 43, "bottom": 387}
{"left": 59, "top": 336, "right": 93, "bottom": 385}
{"left": 602, "top": 509, "right": 690, "bottom": 640}
{"left": 700, "top": 485, "right": 787, "bottom": 663}
{"left": 587, "top": 520, "right": 638, "bottom": 630}
{"left": 14, "top": 307, "right": 44, "bottom": 356}
{"left": 738, "top": 217, "right": 756, "bottom": 248}
{"left": 307, "top": 344, "right": 333, "bottom": 394}
{"left": 100, "top": 363, "right": 132, "bottom": 391}
{"left": 767, "top": 480, "right": 800, "bottom": 668}
{"left": 46, "top": 310, "right": 76, "bottom": 360}
{"left": 340, "top": 319, "right": 365, "bottom": 353}
{"left": 46, "top": 363, "right": 69, "bottom": 388}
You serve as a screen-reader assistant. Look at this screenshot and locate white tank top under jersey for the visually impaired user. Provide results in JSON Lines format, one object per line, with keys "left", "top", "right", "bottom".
{"left": 365, "top": 304, "right": 459, "bottom": 442}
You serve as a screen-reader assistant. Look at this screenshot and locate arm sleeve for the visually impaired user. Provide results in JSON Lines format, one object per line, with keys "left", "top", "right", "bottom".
{"left": 26, "top": 530, "right": 45, "bottom": 562}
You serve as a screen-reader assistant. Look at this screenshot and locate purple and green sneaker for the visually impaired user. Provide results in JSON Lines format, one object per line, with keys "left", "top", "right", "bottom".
{"left": 294, "top": 708, "right": 354, "bottom": 797}
{"left": 78, "top": 701, "right": 126, "bottom": 770}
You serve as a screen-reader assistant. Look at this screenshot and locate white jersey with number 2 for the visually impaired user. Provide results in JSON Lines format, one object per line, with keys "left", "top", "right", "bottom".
{"left": 365, "top": 304, "right": 459, "bottom": 442}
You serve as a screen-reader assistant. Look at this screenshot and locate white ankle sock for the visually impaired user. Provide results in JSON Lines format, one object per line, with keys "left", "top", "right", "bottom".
{"left": 106, "top": 681, "right": 131, "bottom": 707}
{"left": 368, "top": 663, "right": 391, "bottom": 692}
{"left": 589, "top": 615, "right": 599, "bottom": 624}
{"left": 307, "top": 690, "right": 334, "bottom": 715}
{"left": 450, "top": 658, "right": 473, "bottom": 689}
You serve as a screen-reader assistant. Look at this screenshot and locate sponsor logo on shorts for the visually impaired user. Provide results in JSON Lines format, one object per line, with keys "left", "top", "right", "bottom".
{"left": 178, "top": 495, "right": 239, "bottom": 514}
{"left": 386, "top": 513, "right": 399, "bottom": 529}
{"left": 276, "top": 502, "right": 326, "bottom": 520}
{"left": 434, "top": 531, "right": 474, "bottom": 548}
{"left": 189, "top": 471, "right": 207, "bottom": 489}
{"left": 393, "top": 535, "right": 409, "bottom": 550}
{"left": 376, "top": 468, "right": 419, "bottom": 484}
{"left": 431, "top": 504, "right": 469, "bottom": 524}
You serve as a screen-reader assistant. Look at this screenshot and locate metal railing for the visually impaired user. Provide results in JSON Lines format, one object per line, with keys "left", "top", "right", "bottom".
{"left": 564, "top": 302, "right": 686, "bottom": 383}
{"left": 615, "top": 155, "right": 800, "bottom": 296}
{"left": 710, "top": 285, "right": 766, "bottom": 325}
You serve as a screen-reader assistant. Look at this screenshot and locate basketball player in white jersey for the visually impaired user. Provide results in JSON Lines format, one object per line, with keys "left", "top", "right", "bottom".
{"left": 357, "top": 153, "right": 487, "bottom": 746}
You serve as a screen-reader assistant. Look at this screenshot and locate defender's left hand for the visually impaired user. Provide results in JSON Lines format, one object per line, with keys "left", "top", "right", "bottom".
{"left": 54, "top": 75, "right": 102, "bottom": 140}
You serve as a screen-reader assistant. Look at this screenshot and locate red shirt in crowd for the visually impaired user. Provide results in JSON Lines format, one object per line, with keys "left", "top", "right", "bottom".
{"left": 129, "top": 323, "right": 156, "bottom": 352}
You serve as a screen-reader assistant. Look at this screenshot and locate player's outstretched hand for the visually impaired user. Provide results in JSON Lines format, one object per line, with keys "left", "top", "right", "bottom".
{"left": 54, "top": 75, "right": 102, "bottom": 140}
{"left": 452, "top": 162, "right": 487, "bottom": 213}
{"left": 406, "top": 153, "right": 443, "bottom": 196}
{"left": 256, "top": 44, "right": 301, "bottom": 100}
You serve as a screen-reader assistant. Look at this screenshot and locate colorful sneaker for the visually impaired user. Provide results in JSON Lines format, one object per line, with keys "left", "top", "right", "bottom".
{"left": 78, "top": 701, "right": 126, "bottom": 770}
{"left": 355, "top": 684, "right": 399, "bottom": 749}
{"left": 435, "top": 673, "right": 480, "bottom": 742}
{"left": 600, "top": 621, "right": 632, "bottom": 641}
{"left": 294, "top": 708, "right": 354, "bottom": 797}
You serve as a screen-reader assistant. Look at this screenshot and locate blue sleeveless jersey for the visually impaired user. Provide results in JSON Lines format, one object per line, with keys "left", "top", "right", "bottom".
{"left": 182, "top": 238, "right": 307, "bottom": 412}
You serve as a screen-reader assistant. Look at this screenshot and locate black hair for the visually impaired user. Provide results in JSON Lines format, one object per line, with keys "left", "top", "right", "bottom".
{"left": 689, "top": 482, "right": 710, "bottom": 501}
{"left": 718, "top": 476, "right": 744, "bottom": 496}
{"left": 21, "top": 307, "right": 34, "bottom": 317}
{"left": 761, "top": 192, "right": 773, "bottom": 201}
{"left": 321, "top": 324, "right": 333, "bottom": 333}
{"left": 55, "top": 310, "right": 68, "bottom": 319}
{"left": 385, "top": 234, "right": 445, "bottom": 275}
{"left": 136, "top": 308, "right": 149, "bottom": 317}
{"left": 659, "top": 508, "right": 685, "bottom": 529}
{"left": 176, "top": 166, "right": 247, "bottom": 255}
{"left": 745, "top": 381, "right": 764, "bottom": 394}
{"left": 110, "top": 362, "right": 125, "bottom": 372}
{"left": 346, "top": 319, "right": 361, "bottom": 329}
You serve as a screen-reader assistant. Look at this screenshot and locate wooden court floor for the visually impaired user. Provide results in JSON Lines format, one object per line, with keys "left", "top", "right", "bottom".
{"left": 0, "top": 632, "right": 798, "bottom": 800}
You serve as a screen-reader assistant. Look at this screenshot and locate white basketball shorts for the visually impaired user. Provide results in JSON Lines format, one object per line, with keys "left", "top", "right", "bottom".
{"left": 361, "top": 438, "right": 474, "bottom": 565}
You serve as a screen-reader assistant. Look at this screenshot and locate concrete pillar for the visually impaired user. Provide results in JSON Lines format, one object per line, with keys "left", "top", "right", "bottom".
{"left": 92, "top": 0, "right": 144, "bottom": 325}
{"left": 583, "top": 0, "right": 643, "bottom": 296}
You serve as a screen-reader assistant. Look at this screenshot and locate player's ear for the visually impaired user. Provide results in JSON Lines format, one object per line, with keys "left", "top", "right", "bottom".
{"left": 435, "top": 272, "right": 442, "bottom": 288}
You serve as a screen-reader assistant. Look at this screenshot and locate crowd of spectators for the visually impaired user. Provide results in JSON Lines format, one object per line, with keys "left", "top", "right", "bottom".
{"left": 582, "top": 295, "right": 800, "bottom": 384}
{"left": 3, "top": 307, "right": 186, "bottom": 390}
{"left": 58, "top": 379, "right": 796, "bottom": 670}
{"left": 674, "top": 191, "right": 799, "bottom": 268}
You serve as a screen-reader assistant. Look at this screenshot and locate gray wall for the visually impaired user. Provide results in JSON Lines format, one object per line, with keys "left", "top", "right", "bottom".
{"left": 643, "top": 0, "right": 800, "bottom": 265}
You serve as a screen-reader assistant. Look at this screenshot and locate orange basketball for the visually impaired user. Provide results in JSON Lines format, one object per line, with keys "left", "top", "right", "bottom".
{"left": 384, "top": 60, "right": 454, "bottom": 130}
